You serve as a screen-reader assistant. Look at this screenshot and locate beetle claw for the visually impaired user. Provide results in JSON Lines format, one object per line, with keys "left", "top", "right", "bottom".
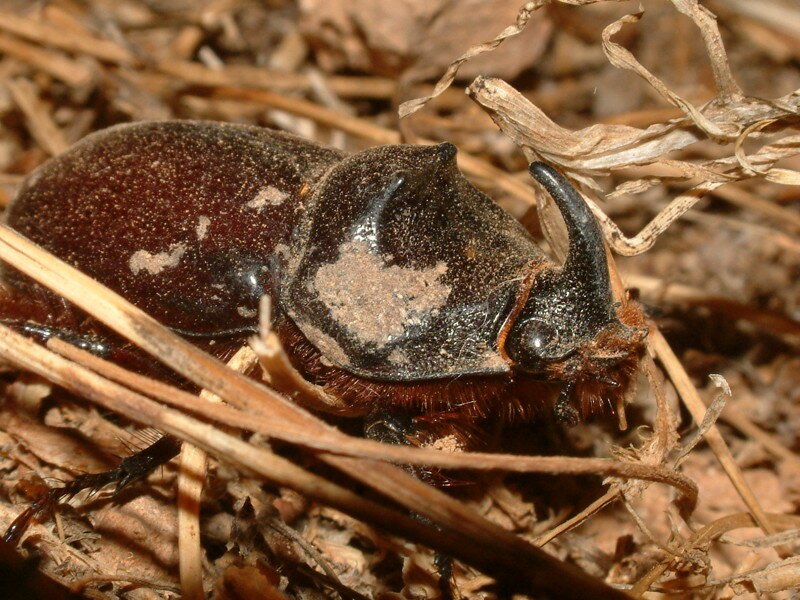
{"left": 554, "top": 382, "right": 580, "bottom": 426}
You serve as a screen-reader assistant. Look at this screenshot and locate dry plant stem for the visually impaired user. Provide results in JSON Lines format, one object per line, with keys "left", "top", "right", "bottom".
{"left": 534, "top": 489, "right": 619, "bottom": 547}
{"left": 158, "top": 60, "right": 402, "bottom": 100}
{"left": 267, "top": 518, "right": 343, "bottom": 590}
{"left": 0, "top": 330, "right": 625, "bottom": 599}
{"left": 0, "top": 227, "right": 630, "bottom": 598}
{"left": 644, "top": 353, "right": 677, "bottom": 462}
{"left": 49, "top": 338, "right": 698, "bottom": 510}
{"left": 177, "top": 445, "right": 205, "bottom": 600}
{"left": 253, "top": 325, "right": 355, "bottom": 415}
{"left": 72, "top": 575, "right": 179, "bottom": 596}
{"left": 177, "top": 347, "right": 256, "bottom": 600}
{"left": 0, "top": 10, "right": 135, "bottom": 65}
{"left": 6, "top": 79, "right": 69, "bottom": 157}
{"left": 719, "top": 552, "right": 770, "bottom": 598}
{"left": 630, "top": 512, "right": 800, "bottom": 597}
{"left": 209, "top": 87, "right": 538, "bottom": 207}
{"left": 649, "top": 328, "right": 786, "bottom": 557}
{"left": 0, "top": 32, "right": 93, "bottom": 87}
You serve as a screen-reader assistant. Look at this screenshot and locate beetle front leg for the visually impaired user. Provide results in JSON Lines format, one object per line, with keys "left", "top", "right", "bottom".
{"left": 363, "top": 409, "right": 475, "bottom": 482}
{"left": 364, "top": 410, "right": 440, "bottom": 481}
{"left": 553, "top": 381, "right": 580, "bottom": 426}
{"left": 364, "top": 408, "right": 466, "bottom": 599}
{"left": 2, "top": 321, "right": 113, "bottom": 358}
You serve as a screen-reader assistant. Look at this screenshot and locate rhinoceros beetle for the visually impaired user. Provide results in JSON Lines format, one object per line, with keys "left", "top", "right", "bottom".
{"left": 1, "top": 120, "right": 646, "bottom": 543}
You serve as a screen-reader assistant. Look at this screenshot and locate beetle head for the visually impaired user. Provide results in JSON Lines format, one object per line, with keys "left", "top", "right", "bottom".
{"left": 503, "top": 163, "right": 646, "bottom": 385}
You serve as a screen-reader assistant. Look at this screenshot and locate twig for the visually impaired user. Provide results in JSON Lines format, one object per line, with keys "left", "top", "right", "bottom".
{"left": 0, "top": 10, "right": 135, "bottom": 65}
{"left": 0, "top": 32, "right": 94, "bottom": 87}
{"left": 177, "top": 346, "right": 257, "bottom": 600}
{"left": 6, "top": 78, "right": 69, "bottom": 157}
{"left": 649, "top": 328, "right": 787, "bottom": 557}
{"left": 48, "top": 336, "right": 698, "bottom": 507}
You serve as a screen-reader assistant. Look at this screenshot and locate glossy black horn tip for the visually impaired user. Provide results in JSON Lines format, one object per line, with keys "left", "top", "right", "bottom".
{"left": 528, "top": 162, "right": 570, "bottom": 199}
{"left": 527, "top": 161, "right": 596, "bottom": 232}
{"left": 528, "top": 161, "right": 554, "bottom": 180}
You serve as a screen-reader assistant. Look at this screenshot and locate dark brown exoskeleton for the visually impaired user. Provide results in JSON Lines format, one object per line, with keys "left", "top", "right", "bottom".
{"left": 1, "top": 121, "right": 646, "bottom": 543}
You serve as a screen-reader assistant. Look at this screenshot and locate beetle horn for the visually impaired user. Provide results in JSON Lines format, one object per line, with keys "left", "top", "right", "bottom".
{"left": 528, "top": 162, "right": 613, "bottom": 305}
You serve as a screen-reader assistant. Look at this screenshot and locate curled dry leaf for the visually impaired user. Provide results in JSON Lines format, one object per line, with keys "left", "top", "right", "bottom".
{"left": 468, "top": 73, "right": 799, "bottom": 255}
{"left": 725, "top": 555, "right": 800, "bottom": 595}
{"left": 674, "top": 374, "right": 732, "bottom": 467}
{"left": 403, "top": 0, "right": 800, "bottom": 255}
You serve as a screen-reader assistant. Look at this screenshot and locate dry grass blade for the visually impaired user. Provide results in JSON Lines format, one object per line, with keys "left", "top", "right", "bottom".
{"left": 0, "top": 10, "right": 135, "bottom": 65}
{"left": 158, "top": 60, "right": 400, "bottom": 99}
{"left": 6, "top": 78, "right": 69, "bottom": 157}
{"left": 649, "top": 328, "right": 786, "bottom": 554}
{"left": 177, "top": 441, "right": 205, "bottom": 600}
{"left": 0, "top": 32, "right": 94, "bottom": 88}
{"left": 177, "top": 347, "right": 257, "bottom": 600}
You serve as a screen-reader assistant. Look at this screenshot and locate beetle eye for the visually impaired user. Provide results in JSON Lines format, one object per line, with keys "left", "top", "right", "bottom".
{"left": 507, "top": 318, "right": 574, "bottom": 372}
{"left": 522, "top": 319, "right": 558, "bottom": 355}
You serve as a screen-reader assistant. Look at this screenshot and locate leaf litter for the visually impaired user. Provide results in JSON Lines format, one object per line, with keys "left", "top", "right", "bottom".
{"left": 0, "top": 0, "right": 797, "bottom": 598}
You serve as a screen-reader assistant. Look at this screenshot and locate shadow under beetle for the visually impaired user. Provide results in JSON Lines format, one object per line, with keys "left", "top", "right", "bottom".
{"left": 0, "top": 121, "right": 646, "bottom": 543}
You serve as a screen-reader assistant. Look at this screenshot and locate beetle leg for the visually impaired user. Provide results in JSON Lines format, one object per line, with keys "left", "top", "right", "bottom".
{"left": 363, "top": 409, "right": 475, "bottom": 487}
{"left": 363, "top": 410, "right": 415, "bottom": 446}
{"left": 364, "top": 409, "right": 463, "bottom": 598}
{"left": 0, "top": 320, "right": 113, "bottom": 357}
{"left": 553, "top": 381, "right": 580, "bottom": 426}
{"left": 3, "top": 436, "right": 181, "bottom": 544}
{"left": 0, "top": 318, "right": 205, "bottom": 385}
{"left": 435, "top": 552, "right": 462, "bottom": 600}
{"left": 0, "top": 319, "right": 186, "bottom": 544}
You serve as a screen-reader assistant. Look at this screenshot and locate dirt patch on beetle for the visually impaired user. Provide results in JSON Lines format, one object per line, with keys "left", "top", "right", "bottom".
{"left": 128, "top": 242, "right": 187, "bottom": 276}
{"left": 313, "top": 240, "right": 451, "bottom": 348}
{"left": 195, "top": 216, "right": 211, "bottom": 240}
{"left": 246, "top": 185, "right": 289, "bottom": 211}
